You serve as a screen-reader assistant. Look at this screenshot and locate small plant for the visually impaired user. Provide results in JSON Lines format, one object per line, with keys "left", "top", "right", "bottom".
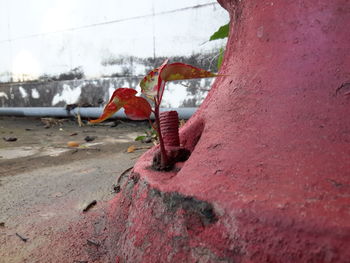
{"left": 135, "top": 129, "right": 158, "bottom": 144}
{"left": 209, "top": 23, "right": 229, "bottom": 70}
{"left": 90, "top": 59, "right": 218, "bottom": 170}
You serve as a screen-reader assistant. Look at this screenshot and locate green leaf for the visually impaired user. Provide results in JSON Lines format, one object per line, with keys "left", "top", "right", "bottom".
{"left": 135, "top": 136, "right": 146, "bottom": 141}
{"left": 217, "top": 47, "right": 224, "bottom": 70}
{"left": 209, "top": 23, "right": 229, "bottom": 41}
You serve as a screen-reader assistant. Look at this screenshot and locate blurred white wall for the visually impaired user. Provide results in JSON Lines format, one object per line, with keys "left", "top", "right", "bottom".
{"left": 0, "top": 0, "right": 228, "bottom": 82}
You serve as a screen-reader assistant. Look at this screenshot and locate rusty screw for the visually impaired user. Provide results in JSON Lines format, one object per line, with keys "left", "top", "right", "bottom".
{"left": 159, "top": 111, "right": 180, "bottom": 148}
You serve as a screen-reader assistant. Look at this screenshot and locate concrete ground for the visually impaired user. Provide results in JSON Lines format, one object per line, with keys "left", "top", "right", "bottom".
{"left": 0, "top": 116, "right": 151, "bottom": 262}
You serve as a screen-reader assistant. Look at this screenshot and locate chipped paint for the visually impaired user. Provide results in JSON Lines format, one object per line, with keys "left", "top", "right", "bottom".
{"left": 19, "top": 86, "right": 28, "bottom": 98}
{"left": 31, "top": 88, "right": 40, "bottom": 99}
{"left": 0, "top": 92, "right": 9, "bottom": 100}
{"left": 52, "top": 84, "right": 82, "bottom": 105}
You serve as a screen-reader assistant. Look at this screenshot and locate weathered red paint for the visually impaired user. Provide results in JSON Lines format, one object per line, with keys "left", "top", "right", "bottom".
{"left": 107, "top": 0, "right": 350, "bottom": 262}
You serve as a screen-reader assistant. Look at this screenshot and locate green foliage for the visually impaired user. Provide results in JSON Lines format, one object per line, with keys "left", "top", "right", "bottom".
{"left": 209, "top": 23, "right": 229, "bottom": 71}
{"left": 209, "top": 23, "right": 229, "bottom": 41}
{"left": 135, "top": 129, "right": 158, "bottom": 143}
{"left": 135, "top": 135, "right": 146, "bottom": 141}
{"left": 217, "top": 47, "right": 224, "bottom": 70}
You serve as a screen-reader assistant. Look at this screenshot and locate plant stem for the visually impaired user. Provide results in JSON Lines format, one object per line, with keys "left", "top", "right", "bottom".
{"left": 147, "top": 118, "right": 157, "bottom": 131}
{"left": 154, "top": 103, "right": 168, "bottom": 169}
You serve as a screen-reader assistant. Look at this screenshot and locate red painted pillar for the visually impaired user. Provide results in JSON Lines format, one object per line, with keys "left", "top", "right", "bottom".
{"left": 108, "top": 1, "right": 350, "bottom": 262}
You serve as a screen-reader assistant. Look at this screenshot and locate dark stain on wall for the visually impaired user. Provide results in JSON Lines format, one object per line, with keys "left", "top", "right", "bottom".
{"left": 0, "top": 52, "right": 219, "bottom": 108}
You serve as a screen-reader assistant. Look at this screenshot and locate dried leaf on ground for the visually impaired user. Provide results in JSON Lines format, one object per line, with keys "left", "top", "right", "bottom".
{"left": 67, "top": 141, "right": 80, "bottom": 147}
{"left": 127, "top": 145, "right": 136, "bottom": 153}
{"left": 179, "top": 119, "right": 186, "bottom": 128}
{"left": 127, "top": 145, "right": 152, "bottom": 153}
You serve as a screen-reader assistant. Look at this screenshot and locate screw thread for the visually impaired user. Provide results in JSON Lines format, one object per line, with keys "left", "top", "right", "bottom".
{"left": 159, "top": 111, "right": 180, "bottom": 147}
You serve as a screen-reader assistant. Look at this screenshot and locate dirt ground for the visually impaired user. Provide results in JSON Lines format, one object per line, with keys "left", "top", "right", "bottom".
{"left": 0, "top": 116, "right": 151, "bottom": 263}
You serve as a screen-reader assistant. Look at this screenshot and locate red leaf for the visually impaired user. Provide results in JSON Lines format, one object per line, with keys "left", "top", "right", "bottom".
{"left": 123, "top": 97, "right": 152, "bottom": 120}
{"left": 89, "top": 99, "right": 123, "bottom": 123}
{"left": 113, "top": 88, "right": 137, "bottom": 100}
{"left": 140, "top": 59, "right": 169, "bottom": 98}
{"left": 140, "top": 60, "right": 218, "bottom": 104}
{"left": 89, "top": 87, "right": 151, "bottom": 123}
{"left": 160, "top": 63, "right": 217, "bottom": 81}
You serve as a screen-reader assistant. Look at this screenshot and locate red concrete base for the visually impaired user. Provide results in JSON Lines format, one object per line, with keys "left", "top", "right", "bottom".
{"left": 107, "top": 0, "right": 350, "bottom": 262}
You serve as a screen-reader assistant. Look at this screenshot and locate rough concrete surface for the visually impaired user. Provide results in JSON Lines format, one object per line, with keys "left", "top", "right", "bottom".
{"left": 0, "top": 116, "right": 150, "bottom": 262}
{"left": 104, "top": 0, "right": 350, "bottom": 262}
